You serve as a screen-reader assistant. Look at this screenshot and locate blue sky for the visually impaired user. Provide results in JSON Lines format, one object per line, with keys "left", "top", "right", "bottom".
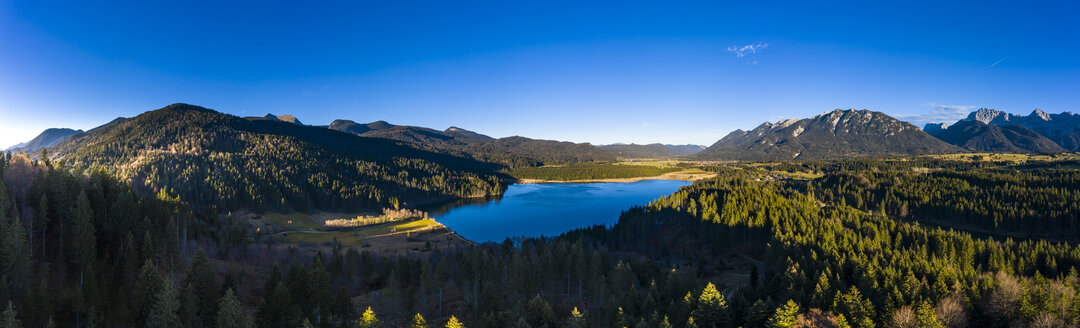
{"left": 2, "top": 0, "right": 1078, "bottom": 148}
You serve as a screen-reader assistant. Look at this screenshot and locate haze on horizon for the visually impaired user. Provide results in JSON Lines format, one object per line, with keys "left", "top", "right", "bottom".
{"left": 1, "top": 0, "right": 1078, "bottom": 149}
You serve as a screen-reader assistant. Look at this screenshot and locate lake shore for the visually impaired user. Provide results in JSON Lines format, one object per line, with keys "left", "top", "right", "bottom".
{"left": 514, "top": 169, "right": 716, "bottom": 184}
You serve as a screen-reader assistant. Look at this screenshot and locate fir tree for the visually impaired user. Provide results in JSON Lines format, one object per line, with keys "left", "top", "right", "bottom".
{"left": 357, "top": 306, "right": 383, "bottom": 328}
{"left": 446, "top": 316, "right": 466, "bottom": 328}
{"left": 767, "top": 300, "right": 800, "bottom": 328}
{"left": 565, "top": 307, "right": 586, "bottom": 328}
{"left": 185, "top": 250, "right": 218, "bottom": 327}
{"left": 0, "top": 302, "right": 20, "bottom": 328}
{"left": 136, "top": 260, "right": 165, "bottom": 326}
{"left": 410, "top": 313, "right": 430, "bottom": 328}
{"left": 71, "top": 191, "right": 96, "bottom": 287}
{"left": 0, "top": 207, "right": 30, "bottom": 301}
{"left": 217, "top": 289, "right": 252, "bottom": 328}
{"left": 147, "top": 280, "right": 182, "bottom": 328}
{"left": 915, "top": 301, "right": 943, "bottom": 328}
{"left": 692, "top": 283, "right": 730, "bottom": 328}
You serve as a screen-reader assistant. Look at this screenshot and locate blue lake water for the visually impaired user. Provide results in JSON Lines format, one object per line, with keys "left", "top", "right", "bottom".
{"left": 431, "top": 180, "right": 691, "bottom": 243}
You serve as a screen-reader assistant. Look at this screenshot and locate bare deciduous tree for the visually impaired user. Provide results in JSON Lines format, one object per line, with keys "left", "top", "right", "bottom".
{"left": 935, "top": 293, "right": 968, "bottom": 328}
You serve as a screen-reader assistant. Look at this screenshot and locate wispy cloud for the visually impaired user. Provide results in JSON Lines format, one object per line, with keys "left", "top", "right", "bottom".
{"left": 727, "top": 42, "right": 768, "bottom": 58}
{"left": 895, "top": 103, "right": 977, "bottom": 127}
{"left": 990, "top": 56, "right": 1010, "bottom": 67}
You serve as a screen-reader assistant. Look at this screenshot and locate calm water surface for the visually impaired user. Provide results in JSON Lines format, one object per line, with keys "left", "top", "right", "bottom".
{"left": 431, "top": 180, "right": 690, "bottom": 243}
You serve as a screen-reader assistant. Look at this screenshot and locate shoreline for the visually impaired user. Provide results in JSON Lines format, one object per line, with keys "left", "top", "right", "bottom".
{"left": 513, "top": 170, "right": 716, "bottom": 184}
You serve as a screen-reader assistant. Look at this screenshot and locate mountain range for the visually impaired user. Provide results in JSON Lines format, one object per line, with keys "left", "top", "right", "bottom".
{"left": 932, "top": 120, "right": 1065, "bottom": 154}
{"left": 598, "top": 143, "right": 705, "bottom": 158}
{"left": 45, "top": 104, "right": 505, "bottom": 212}
{"left": 4, "top": 128, "right": 83, "bottom": 153}
{"left": 13, "top": 105, "right": 1077, "bottom": 183}
{"left": 245, "top": 113, "right": 304, "bottom": 125}
{"left": 923, "top": 108, "right": 1080, "bottom": 153}
{"left": 325, "top": 119, "right": 614, "bottom": 167}
{"left": 696, "top": 109, "right": 964, "bottom": 160}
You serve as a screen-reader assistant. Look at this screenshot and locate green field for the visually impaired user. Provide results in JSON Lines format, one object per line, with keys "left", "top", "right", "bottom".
{"left": 507, "top": 162, "right": 684, "bottom": 180}
{"left": 278, "top": 218, "right": 441, "bottom": 246}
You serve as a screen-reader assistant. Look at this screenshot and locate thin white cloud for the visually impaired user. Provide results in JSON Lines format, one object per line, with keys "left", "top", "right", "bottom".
{"left": 727, "top": 42, "right": 768, "bottom": 58}
{"left": 990, "top": 56, "right": 1010, "bottom": 67}
{"left": 895, "top": 103, "right": 977, "bottom": 127}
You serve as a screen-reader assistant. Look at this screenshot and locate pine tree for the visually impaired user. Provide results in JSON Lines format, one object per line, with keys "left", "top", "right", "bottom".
{"left": 186, "top": 250, "right": 218, "bottom": 327}
{"left": 136, "top": 260, "right": 165, "bottom": 326}
{"left": 36, "top": 193, "right": 49, "bottom": 257}
{"left": 357, "top": 306, "right": 383, "bottom": 328}
{"left": 658, "top": 315, "right": 673, "bottom": 328}
{"left": 179, "top": 283, "right": 200, "bottom": 327}
{"left": 71, "top": 191, "right": 97, "bottom": 287}
{"left": 217, "top": 289, "right": 252, "bottom": 328}
{"left": 526, "top": 295, "right": 556, "bottom": 327}
{"left": 142, "top": 231, "right": 156, "bottom": 264}
{"left": 915, "top": 301, "right": 943, "bottom": 328}
{"left": 445, "top": 315, "right": 466, "bottom": 328}
{"left": 1, "top": 207, "right": 30, "bottom": 301}
{"left": 836, "top": 314, "right": 851, "bottom": 328}
{"left": 410, "top": 313, "right": 430, "bottom": 328}
{"left": 256, "top": 282, "right": 297, "bottom": 328}
{"left": 0, "top": 302, "right": 20, "bottom": 328}
{"left": 565, "top": 307, "right": 587, "bottom": 328}
{"left": 834, "top": 287, "right": 875, "bottom": 328}
{"left": 767, "top": 300, "right": 800, "bottom": 328}
{"left": 692, "top": 283, "right": 730, "bottom": 328}
{"left": 309, "top": 256, "right": 332, "bottom": 326}
{"left": 147, "top": 280, "right": 182, "bottom": 328}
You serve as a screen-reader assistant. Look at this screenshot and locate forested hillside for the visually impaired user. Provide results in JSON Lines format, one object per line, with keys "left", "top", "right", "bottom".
{"left": 328, "top": 120, "right": 615, "bottom": 167}
{"left": 0, "top": 152, "right": 213, "bottom": 328}
{"left": 610, "top": 172, "right": 1080, "bottom": 328}
{"left": 934, "top": 120, "right": 1066, "bottom": 153}
{"left": 4, "top": 146, "right": 1080, "bottom": 328}
{"left": 45, "top": 104, "right": 506, "bottom": 213}
{"left": 598, "top": 144, "right": 705, "bottom": 158}
{"left": 812, "top": 167, "right": 1080, "bottom": 241}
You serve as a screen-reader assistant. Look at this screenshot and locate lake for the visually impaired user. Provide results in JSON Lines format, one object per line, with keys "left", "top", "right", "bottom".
{"left": 430, "top": 179, "right": 691, "bottom": 243}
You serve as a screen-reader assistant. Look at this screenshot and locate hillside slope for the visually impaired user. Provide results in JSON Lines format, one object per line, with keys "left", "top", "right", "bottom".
{"left": 599, "top": 143, "right": 705, "bottom": 158}
{"left": 935, "top": 120, "right": 1065, "bottom": 153}
{"left": 6, "top": 128, "right": 83, "bottom": 153}
{"left": 329, "top": 120, "right": 613, "bottom": 167}
{"left": 48, "top": 104, "right": 505, "bottom": 212}
{"left": 966, "top": 108, "right": 1080, "bottom": 151}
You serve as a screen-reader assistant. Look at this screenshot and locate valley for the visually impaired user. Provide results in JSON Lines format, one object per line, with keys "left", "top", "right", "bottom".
{"left": 5, "top": 4, "right": 1078, "bottom": 328}
{"left": 2, "top": 104, "right": 1080, "bottom": 328}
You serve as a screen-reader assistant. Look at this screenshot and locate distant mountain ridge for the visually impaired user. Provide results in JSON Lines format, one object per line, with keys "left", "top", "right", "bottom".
{"left": 697, "top": 109, "right": 964, "bottom": 160}
{"left": 923, "top": 108, "right": 1080, "bottom": 153}
{"left": 599, "top": 143, "right": 705, "bottom": 158}
{"left": 964, "top": 108, "right": 1080, "bottom": 151}
{"left": 327, "top": 119, "right": 612, "bottom": 167}
{"left": 5, "top": 128, "right": 83, "bottom": 153}
{"left": 246, "top": 113, "right": 304, "bottom": 125}
{"left": 934, "top": 120, "right": 1065, "bottom": 153}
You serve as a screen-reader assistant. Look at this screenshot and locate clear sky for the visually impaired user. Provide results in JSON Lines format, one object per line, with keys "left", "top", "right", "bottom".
{"left": 2, "top": 0, "right": 1078, "bottom": 149}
